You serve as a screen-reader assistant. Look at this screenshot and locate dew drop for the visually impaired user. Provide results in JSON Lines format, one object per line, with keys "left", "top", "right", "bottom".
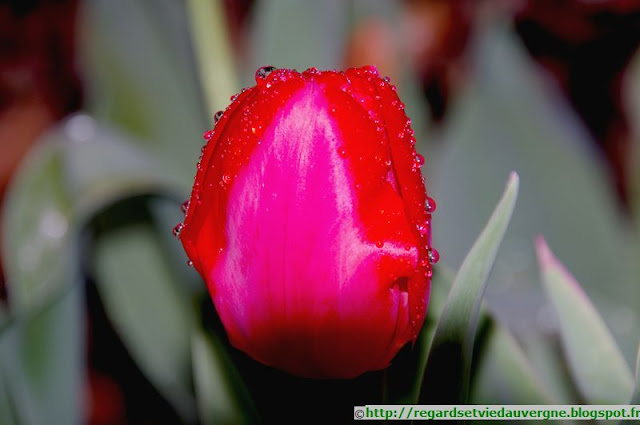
{"left": 172, "top": 223, "right": 184, "bottom": 237}
{"left": 203, "top": 130, "right": 214, "bottom": 140}
{"left": 416, "top": 153, "right": 425, "bottom": 167}
{"left": 416, "top": 223, "right": 428, "bottom": 236}
{"left": 219, "top": 174, "right": 231, "bottom": 187}
{"left": 213, "top": 110, "right": 224, "bottom": 123}
{"left": 181, "top": 200, "right": 190, "bottom": 214}
{"left": 338, "top": 147, "right": 347, "bottom": 158}
{"left": 383, "top": 76, "right": 390, "bottom": 83}
{"left": 428, "top": 247, "right": 440, "bottom": 264}
{"left": 376, "top": 241, "right": 384, "bottom": 248}
{"left": 426, "top": 197, "right": 437, "bottom": 213}
{"left": 255, "top": 65, "right": 277, "bottom": 80}
{"left": 304, "top": 67, "right": 319, "bottom": 75}
{"left": 187, "top": 260, "right": 194, "bottom": 267}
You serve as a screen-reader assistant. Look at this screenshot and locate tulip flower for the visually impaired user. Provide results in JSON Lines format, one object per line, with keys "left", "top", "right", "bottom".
{"left": 178, "top": 66, "right": 437, "bottom": 378}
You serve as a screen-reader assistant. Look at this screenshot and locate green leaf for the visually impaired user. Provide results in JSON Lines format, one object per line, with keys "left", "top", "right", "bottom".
{"left": 470, "top": 318, "right": 553, "bottom": 404}
{"left": 429, "top": 22, "right": 639, "bottom": 361}
{"left": 520, "top": 332, "right": 581, "bottom": 404}
{"left": 81, "top": 0, "right": 207, "bottom": 182}
{"left": 2, "top": 116, "right": 183, "bottom": 317}
{"left": 418, "top": 172, "right": 519, "bottom": 403}
{"left": 1, "top": 142, "right": 73, "bottom": 315}
{"left": 0, "top": 365, "right": 15, "bottom": 425}
{"left": 536, "top": 237, "right": 633, "bottom": 404}
{"left": 1, "top": 117, "right": 192, "bottom": 421}
{"left": 192, "top": 328, "right": 257, "bottom": 425}
{"left": 185, "top": 0, "right": 238, "bottom": 115}
{"left": 0, "top": 286, "right": 85, "bottom": 425}
{"left": 0, "top": 126, "right": 88, "bottom": 425}
{"left": 91, "top": 216, "right": 196, "bottom": 421}
{"left": 249, "top": 0, "right": 348, "bottom": 77}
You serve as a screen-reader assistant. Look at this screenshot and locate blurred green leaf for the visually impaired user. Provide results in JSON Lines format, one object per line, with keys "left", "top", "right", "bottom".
{"left": 0, "top": 123, "right": 88, "bottom": 425}
{"left": 249, "top": 0, "right": 348, "bottom": 77}
{"left": 471, "top": 318, "right": 552, "bottom": 405}
{"left": 81, "top": 0, "right": 207, "bottom": 183}
{"left": 186, "top": 0, "right": 238, "bottom": 115}
{"left": 536, "top": 237, "right": 633, "bottom": 404}
{"left": 1, "top": 142, "right": 73, "bottom": 315}
{"left": 92, "top": 217, "right": 196, "bottom": 421}
{"left": 192, "top": 328, "right": 257, "bottom": 425}
{"left": 0, "top": 287, "right": 85, "bottom": 425}
{"left": 1, "top": 116, "right": 194, "bottom": 421}
{"left": 429, "top": 22, "right": 639, "bottom": 360}
{"left": 0, "top": 365, "right": 15, "bottom": 425}
{"left": 419, "top": 173, "right": 519, "bottom": 403}
{"left": 2, "top": 115, "right": 182, "bottom": 317}
{"left": 520, "top": 332, "right": 581, "bottom": 405}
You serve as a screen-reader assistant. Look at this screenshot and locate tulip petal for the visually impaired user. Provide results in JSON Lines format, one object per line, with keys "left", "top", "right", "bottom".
{"left": 212, "top": 83, "right": 419, "bottom": 378}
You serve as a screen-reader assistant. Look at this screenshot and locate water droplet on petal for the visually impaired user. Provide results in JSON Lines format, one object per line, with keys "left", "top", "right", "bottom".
{"left": 213, "top": 110, "right": 224, "bottom": 123}
{"left": 428, "top": 247, "right": 440, "bottom": 264}
{"left": 426, "top": 197, "right": 437, "bottom": 213}
{"left": 304, "top": 67, "right": 319, "bottom": 75}
{"left": 338, "top": 147, "right": 347, "bottom": 158}
{"left": 172, "top": 223, "right": 184, "bottom": 237}
{"left": 383, "top": 76, "right": 390, "bottom": 83}
{"left": 181, "top": 200, "right": 190, "bottom": 214}
{"left": 416, "top": 153, "right": 425, "bottom": 167}
{"left": 255, "top": 66, "right": 276, "bottom": 80}
{"left": 203, "top": 130, "right": 214, "bottom": 140}
{"left": 416, "top": 223, "right": 429, "bottom": 236}
{"left": 219, "top": 174, "right": 231, "bottom": 187}
{"left": 376, "top": 241, "right": 384, "bottom": 248}
{"left": 187, "top": 260, "right": 194, "bottom": 267}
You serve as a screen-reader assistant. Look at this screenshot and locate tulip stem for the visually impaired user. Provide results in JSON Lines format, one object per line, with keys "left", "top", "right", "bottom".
{"left": 185, "top": 0, "right": 239, "bottom": 116}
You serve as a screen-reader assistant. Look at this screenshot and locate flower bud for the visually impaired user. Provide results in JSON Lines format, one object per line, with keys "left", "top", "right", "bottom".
{"left": 179, "top": 66, "right": 436, "bottom": 378}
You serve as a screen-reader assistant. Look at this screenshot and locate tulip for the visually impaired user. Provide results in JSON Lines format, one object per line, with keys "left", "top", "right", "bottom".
{"left": 178, "top": 66, "right": 437, "bottom": 379}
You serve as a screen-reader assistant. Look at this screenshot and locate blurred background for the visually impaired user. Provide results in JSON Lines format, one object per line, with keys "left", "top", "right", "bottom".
{"left": 1, "top": 0, "right": 640, "bottom": 424}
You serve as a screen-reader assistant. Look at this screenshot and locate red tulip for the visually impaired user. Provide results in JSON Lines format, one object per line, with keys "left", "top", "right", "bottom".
{"left": 178, "top": 66, "right": 437, "bottom": 378}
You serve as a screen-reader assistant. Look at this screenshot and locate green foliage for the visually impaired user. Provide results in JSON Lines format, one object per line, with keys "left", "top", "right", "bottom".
{"left": 428, "top": 21, "right": 639, "bottom": 361}
{"left": 192, "top": 328, "right": 257, "bottom": 425}
{"left": 419, "top": 173, "right": 519, "bottom": 403}
{"left": 537, "top": 238, "right": 634, "bottom": 404}
{"left": 91, "top": 212, "right": 197, "bottom": 420}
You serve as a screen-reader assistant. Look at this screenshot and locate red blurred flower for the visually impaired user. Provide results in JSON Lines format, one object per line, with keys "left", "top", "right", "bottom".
{"left": 179, "top": 66, "right": 437, "bottom": 378}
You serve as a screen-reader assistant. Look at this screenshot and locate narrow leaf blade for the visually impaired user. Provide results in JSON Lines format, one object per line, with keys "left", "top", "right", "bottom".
{"left": 536, "top": 237, "right": 633, "bottom": 404}
{"left": 419, "top": 172, "right": 519, "bottom": 403}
